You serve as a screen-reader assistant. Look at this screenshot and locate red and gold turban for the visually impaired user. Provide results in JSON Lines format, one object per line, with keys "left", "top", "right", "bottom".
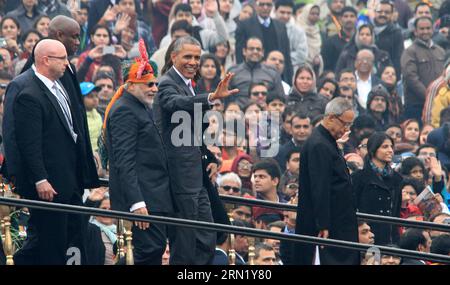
{"left": 103, "top": 39, "right": 157, "bottom": 129}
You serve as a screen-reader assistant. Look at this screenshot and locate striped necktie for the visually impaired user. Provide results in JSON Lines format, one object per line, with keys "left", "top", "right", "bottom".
{"left": 53, "top": 83, "right": 77, "bottom": 142}
{"left": 187, "top": 80, "right": 196, "bottom": 96}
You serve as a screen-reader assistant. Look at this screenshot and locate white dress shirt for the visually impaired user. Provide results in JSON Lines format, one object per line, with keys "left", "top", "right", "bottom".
{"left": 258, "top": 15, "right": 271, "bottom": 27}
{"left": 173, "top": 66, "right": 196, "bottom": 96}
{"left": 173, "top": 66, "right": 215, "bottom": 103}
{"left": 355, "top": 72, "right": 372, "bottom": 109}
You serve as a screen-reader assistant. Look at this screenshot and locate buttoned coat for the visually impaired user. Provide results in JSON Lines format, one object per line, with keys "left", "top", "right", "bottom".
{"left": 352, "top": 164, "right": 403, "bottom": 245}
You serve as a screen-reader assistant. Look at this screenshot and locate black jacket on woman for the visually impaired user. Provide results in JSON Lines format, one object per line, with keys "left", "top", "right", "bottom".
{"left": 287, "top": 89, "right": 327, "bottom": 120}
{"left": 352, "top": 163, "right": 403, "bottom": 245}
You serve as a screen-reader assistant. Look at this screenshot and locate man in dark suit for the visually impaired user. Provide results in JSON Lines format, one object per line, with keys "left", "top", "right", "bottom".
{"left": 4, "top": 17, "right": 99, "bottom": 264}
{"left": 235, "top": 0, "right": 293, "bottom": 84}
{"left": 153, "top": 36, "right": 238, "bottom": 264}
{"left": 12, "top": 39, "right": 86, "bottom": 265}
{"left": 292, "top": 97, "right": 360, "bottom": 265}
{"left": 105, "top": 48, "right": 175, "bottom": 264}
{"left": 3, "top": 15, "right": 99, "bottom": 191}
{"left": 212, "top": 220, "right": 246, "bottom": 265}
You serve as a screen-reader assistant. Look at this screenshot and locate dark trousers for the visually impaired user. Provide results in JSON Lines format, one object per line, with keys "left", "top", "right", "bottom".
{"left": 132, "top": 213, "right": 168, "bottom": 265}
{"left": 168, "top": 187, "right": 216, "bottom": 265}
{"left": 0, "top": 235, "right": 5, "bottom": 265}
{"left": 13, "top": 192, "right": 87, "bottom": 265}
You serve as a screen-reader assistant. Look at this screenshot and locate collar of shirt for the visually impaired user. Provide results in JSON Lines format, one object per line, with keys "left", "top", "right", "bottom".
{"left": 258, "top": 15, "right": 271, "bottom": 26}
{"left": 32, "top": 64, "right": 65, "bottom": 95}
{"left": 67, "top": 64, "right": 74, "bottom": 74}
{"left": 173, "top": 66, "right": 192, "bottom": 87}
{"left": 215, "top": 248, "right": 227, "bottom": 256}
{"left": 291, "top": 138, "right": 300, "bottom": 147}
{"left": 33, "top": 65, "right": 55, "bottom": 90}
{"left": 284, "top": 226, "right": 295, "bottom": 234}
{"left": 355, "top": 72, "right": 372, "bottom": 83}
{"left": 256, "top": 192, "right": 281, "bottom": 203}
{"left": 416, "top": 38, "right": 434, "bottom": 48}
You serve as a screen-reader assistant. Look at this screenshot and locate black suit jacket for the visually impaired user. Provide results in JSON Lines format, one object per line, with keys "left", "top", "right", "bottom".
{"left": 13, "top": 74, "right": 81, "bottom": 202}
{"left": 235, "top": 16, "right": 293, "bottom": 84}
{"left": 153, "top": 67, "right": 212, "bottom": 195}
{"left": 2, "top": 69, "right": 34, "bottom": 179}
{"left": 106, "top": 91, "right": 175, "bottom": 213}
{"left": 17, "top": 58, "right": 99, "bottom": 189}
{"left": 212, "top": 249, "right": 245, "bottom": 265}
{"left": 59, "top": 64, "right": 99, "bottom": 188}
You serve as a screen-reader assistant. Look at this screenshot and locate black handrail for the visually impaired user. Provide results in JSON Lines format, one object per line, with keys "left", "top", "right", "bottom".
{"left": 0, "top": 196, "right": 449, "bottom": 264}
{"left": 99, "top": 178, "right": 450, "bottom": 233}
{"left": 100, "top": 178, "right": 450, "bottom": 232}
{"left": 219, "top": 195, "right": 450, "bottom": 233}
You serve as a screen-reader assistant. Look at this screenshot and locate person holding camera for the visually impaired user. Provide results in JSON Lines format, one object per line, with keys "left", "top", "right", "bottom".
{"left": 76, "top": 24, "right": 127, "bottom": 82}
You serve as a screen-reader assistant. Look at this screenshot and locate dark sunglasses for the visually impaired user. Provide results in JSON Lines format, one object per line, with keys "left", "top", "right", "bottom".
{"left": 257, "top": 2, "right": 273, "bottom": 7}
{"left": 251, "top": 91, "right": 268, "bottom": 96}
{"left": 96, "top": 84, "right": 113, "bottom": 90}
{"left": 221, "top": 185, "right": 241, "bottom": 193}
{"left": 147, "top": 82, "right": 159, "bottom": 88}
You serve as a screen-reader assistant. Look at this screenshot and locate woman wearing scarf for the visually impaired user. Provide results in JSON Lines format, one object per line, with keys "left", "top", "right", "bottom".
{"left": 84, "top": 189, "right": 117, "bottom": 265}
{"left": 335, "top": 23, "right": 392, "bottom": 77}
{"left": 380, "top": 65, "right": 403, "bottom": 124}
{"left": 287, "top": 63, "right": 328, "bottom": 120}
{"left": 352, "top": 132, "right": 403, "bottom": 245}
{"left": 230, "top": 153, "right": 254, "bottom": 194}
{"left": 296, "top": 4, "right": 323, "bottom": 76}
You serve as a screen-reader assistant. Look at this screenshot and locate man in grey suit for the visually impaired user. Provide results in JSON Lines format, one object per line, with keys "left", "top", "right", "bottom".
{"left": 105, "top": 50, "right": 176, "bottom": 265}
{"left": 153, "top": 36, "right": 238, "bottom": 264}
